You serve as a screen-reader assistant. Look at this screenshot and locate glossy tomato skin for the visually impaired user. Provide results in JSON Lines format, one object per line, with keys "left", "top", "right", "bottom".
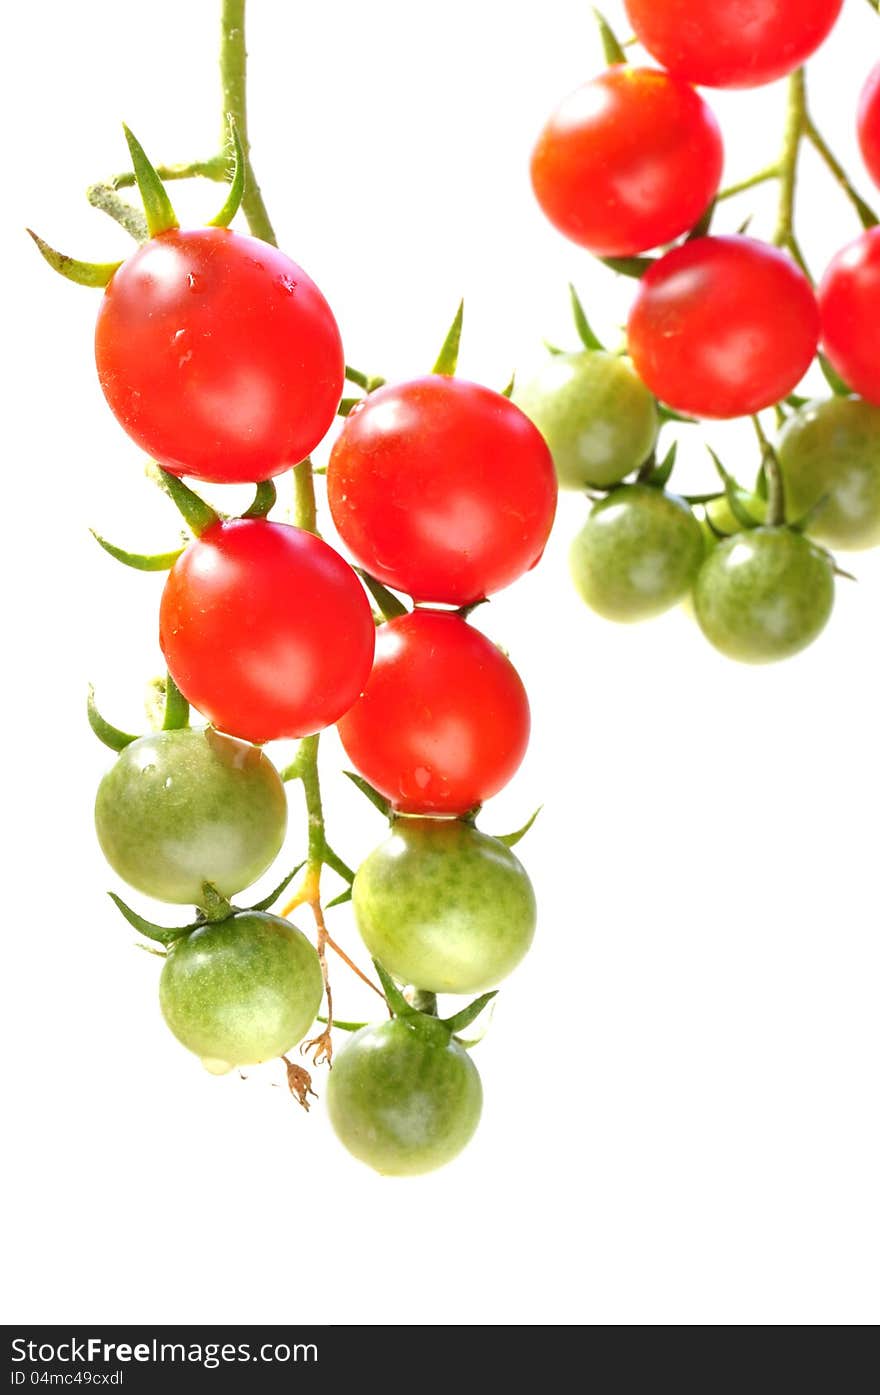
{"left": 818, "top": 228, "right": 880, "bottom": 405}
{"left": 858, "top": 65, "right": 880, "bottom": 189}
{"left": 530, "top": 66, "right": 723, "bottom": 256}
{"left": 95, "top": 728, "right": 287, "bottom": 905}
{"left": 326, "top": 1017, "right": 482, "bottom": 1176}
{"left": 353, "top": 820, "right": 537, "bottom": 995}
{"left": 623, "top": 1, "right": 843, "bottom": 90}
{"left": 336, "top": 610, "right": 530, "bottom": 816}
{"left": 570, "top": 485, "right": 704, "bottom": 622}
{"left": 514, "top": 352, "right": 659, "bottom": 490}
{"left": 160, "top": 519, "right": 375, "bottom": 744}
{"left": 95, "top": 228, "right": 344, "bottom": 483}
{"left": 694, "top": 528, "right": 834, "bottom": 663}
{"left": 159, "top": 912, "right": 323, "bottom": 1073}
{"left": 628, "top": 236, "right": 819, "bottom": 419}
{"left": 777, "top": 398, "right": 880, "bottom": 550}
{"left": 327, "top": 377, "right": 557, "bottom": 606}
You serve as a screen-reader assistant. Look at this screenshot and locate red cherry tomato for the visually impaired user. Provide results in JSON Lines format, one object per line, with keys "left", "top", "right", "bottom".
{"left": 623, "top": 0, "right": 843, "bottom": 90}
{"left": 818, "top": 227, "right": 880, "bottom": 405}
{"left": 327, "top": 377, "right": 557, "bottom": 606}
{"left": 159, "top": 519, "right": 375, "bottom": 744}
{"left": 857, "top": 64, "right": 880, "bottom": 190}
{"left": 95, "top": 228, "right": 344, "bottom": 484}
{"left": 337, "top": 610, "right": 530, "bottom": 816}
{"left": 627, "top": 236, "right": 819, "bottom": 419}
{"left": 530, "top": 66, "right": 723, "bottom": 257}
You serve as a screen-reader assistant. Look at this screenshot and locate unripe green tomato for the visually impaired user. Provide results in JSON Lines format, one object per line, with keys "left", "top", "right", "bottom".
{"left": 326, "top": 1017, "right": 482, "bottom": 1176}
{"left": 159, "top": 911, "right": 323, "bottom": 1073}
{"left": 94, "top": 728, "right": 287, "bottom": 905}
{"left": 693, "top": 527, "right": 834, "bottom": 664}
{"left": 353, "top": 818, "right": 536, "bottom": 995}
{"left": 514, "top": 351, "right": 659, "bottom": 489}
{"left": 777, "top": 397, "right": 880, "bottom": 550}
{"left": 705, "top": 489, "right": 768, "bottom": 537}
{"left": 569, "top": 484, "right": 704, "bottom": 622}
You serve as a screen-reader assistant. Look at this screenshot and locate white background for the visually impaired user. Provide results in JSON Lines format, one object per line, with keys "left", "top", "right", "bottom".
{"left": 3, "top": 0, "right": 878, "bottom": 1326}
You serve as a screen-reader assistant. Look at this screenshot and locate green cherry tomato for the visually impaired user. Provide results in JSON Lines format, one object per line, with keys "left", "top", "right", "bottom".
{"left": 514, "top": 352, "right": 659, "bottom": 490}
{"left": 95, "top": 727, "right": 287, "bottom": 905}
{"left": 326, "top": 1017, "right": 482, "bottom": 1176}
{"left": 353, "top": 819, "right": 537, "bottom": 995}
{"left": 159, "top": 911, "right": 323, "bottom": 1073}
{"left": 569, "top": 484, "right": 704, "bottom": 622}
{"left": 694, "top": 527, "right": 834, "bottom": 663}
{"left": 777, "top": 398, "right": 880, "bottom": 550}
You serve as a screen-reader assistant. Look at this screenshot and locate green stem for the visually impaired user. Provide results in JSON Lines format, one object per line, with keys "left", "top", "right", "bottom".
{"left": 752, "top": 415, "right": 786, "bottom": 527}
{"left": 219, "top": 0, "right": 277, "bottom": 244}
{"left": 108, "top": 156, "right": 227, "bottom": 190}
{"left": 86, "top": 183, "right": 148, "bottom": 241}
{"left": 804, "top": 121, "right": 879, "bottom": 229}
{"left": 773, "top": 69, "right": 806, "bottom": 251}
{"left": 716, "top": 165, "right": 780, "bottom": 203}
{"left": 294, "top": 458, "right": 318, "bottom": 534}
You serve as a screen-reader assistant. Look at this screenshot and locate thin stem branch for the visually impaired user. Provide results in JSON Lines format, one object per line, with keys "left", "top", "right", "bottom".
{"left": 108, "top": 156, "right": 227, "bottom": 190}
{"left": 773, "top": 69, "right": 806, "bottom": 250}
{"left": 86, "top": 184, "right": 148, "bottom": 241}
{"left": 219, "top": 0, "right": 277, "bottom": 244}
{"left": 717, "top": 165, "right": 780, "bottom": 203}
{"left": 803, "top": 121, "right": 879, "bottom": 228}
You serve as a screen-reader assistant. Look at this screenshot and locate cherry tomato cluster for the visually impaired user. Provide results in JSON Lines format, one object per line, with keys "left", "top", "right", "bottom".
{"left": 523, "top": 1, "right": 880, "bottom": 665}
{"left": 35, "top": 101, "right": 557, "bottom": 1173}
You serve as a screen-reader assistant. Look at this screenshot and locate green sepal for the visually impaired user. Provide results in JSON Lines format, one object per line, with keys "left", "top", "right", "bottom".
{"left": 108, "top": 892, "right": 197, "bottom": 946}
{"left": 789, "top": 494, "right": 831, "bottom": 534}
{"left": 644, "top": 441, "right": 678, "bottom": 490}
{"left": 682, "top": 491, "right": 724, "bottom": 506}
{"left": 88, "top": 685, "right": 138, "bottom": 752}
{"left": 592, "top": 7, "right": 626, "bottom": 65}
{"left": 735, "top": 215, "right": 754, "bottom": 236}
{"left": 90, "top": 528, "right": 184, "bottom": 571}
{"left": 343, "top": 770, "right": 392, "bottom": 819}
{"left": 372, "top": 960, "right": 417, "bottom": 1018}
{"left": 148, "top": 465, "right": 221, "bottom": 536}
{"left": 317, "top": 1015, "right": 365, "bottom": 1032}
{"left": 355, "top": 568, "right": 408, "bottom": 620}
{"left": 686, "top": 200, "right": 716, "bottom": 241}
{"left": 241, "top": 479, "right": 277, "bottom": 519}
{"left": 785, "top": 392, "right": 809, "bottom": 410}
{"left": 706, "top": 449, "right": 762, "bottom": 530}
{"left": 27, "top": 229, "right": 121, "bottom": 288}
{"left": 161, "top": 673, "right": 189, "bottom": 731}
{"left": 600, "top": 255, "right": 654, "bottom": 279}
{"left": 442, "top": 991, "right": 498, "bottom": 1036}
{"left": 197, "top": 883, "right": 234, "bottom": 923}
{"left": 432, "top": 299, "right": 464, "bottom": 376}
{"left": 344, "top": 365, "right": 370, "bottom": 390}
{"left": 457, "top": 597, "right": 489, "bottom": 620}
{"left": 246, "top": 861, "right": 307, "bottom": 913}
{"left": 818, "top": 354, "right": 852, "bottom": 397}
{"left": 496, "top": 806, "right": 542, "bottom": 848}
{"left": 543, "top": 340, "right": 565, "bottom": 357}
{"left": 337, "top": 397, "right": 361, "bottom": 418}
{"left": 657, "top": 403, "right": 698, "bottom": 426}
{"left": 568, "top": 283, "right": 605, "bottom": 352}
{"left": 324, "top": 887, "right": 353, "bottom": 910}
{"left": 123, "top": 125, "right": 179, "bottom": 238}
{"left": 500, "top": 373, "right": 515, "bottom": 399}
{"left": 207, "top": 117, "right": 245, "bottom": 228}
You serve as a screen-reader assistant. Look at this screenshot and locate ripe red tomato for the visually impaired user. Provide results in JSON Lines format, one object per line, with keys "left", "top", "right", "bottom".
{"left": 159, "top": 519, "right": 375, "bottom": 744}
{"left": 327, "top": 377, "right": 557, "bottom": 606}
{"left": 858, "top": 65, "right": 880, "bottom": 191}
{"left": 623, "top": 1, "right": 843, "bottom": 90}
{"left": 818, "top": 228, "right": 880, "bottom": 404}
{"left": 530, "top": 66, "right": 723, "bottom": 257}
{"left": 95, "top": 228, "right": 344, "bottom": 484}
{"left": 337, "top": 610, "right": 530, "bottom": 816}
{"left": 627, "top": 236, "right": 819, "bottom": 418}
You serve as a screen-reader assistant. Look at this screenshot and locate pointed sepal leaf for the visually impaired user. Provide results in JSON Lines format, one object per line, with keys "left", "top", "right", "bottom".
{"left": 496, "top": 806, "right": 542, "bottom": 848}
{"left": 543, "top": 340, "right": 565, "bottom": 357}
{"left": 27, "top": 229, "right": 121, "bottom": 288}
{"left": 198, "top": 883, "right": 235, "bottom": 923}
{"left": 645, "top": 441, "right": 678, "bottom": 491}
{"left": 568, "top": 283, "right": 605, "bottom": 352}
{"left": 148, "top": 464, "right": 220, "bottom": 536}
{"left": 442, "top": 991, "right": 498, "bottom": 1036}
{"left": 686, "top": 200, "right": 716, "bottom": 241}
{"left": 325, "top": 887, "right": 353, "bottom": 910}
{"left": 242, "top": 479, "right": 277, "bottom": 519}
{"left": 316, "top": 1015, "right": 365, "bottom": 1033}
{"left": 88, "top": 685, "right": 138, "bottom": 752}
{"left": 207, "top": 117, "right": 245, "bottom": 228}
{"left": 161, "top": 673, "right": 189, "bottom": 731}
{"left": 592, "top": 7, "right": 627, "bottom": 65}
{"left": 600, "top": 255, "right": 654, "bottom": 278}
{"left": 657, "top": 403, "right": 698, "bottom": 426}
{"left": 123, "top": 125, "right": 179, "bottom": 238}
{"left": 246, "top": 861, "right": 307, "bottom": 913}
{"left": 343, "top": 770, "right": 392, "bottom": 818}
{"left": 372, "top": 959, "right": 416, "bottom": 1018}
{"left": 109, "top": 892, "right": 197, "bottom": 946}
{"left": 706, "top": 448, "right": 762, "bottom": 530}
{"left": 790, "top": 494, "right": 831, "bottom": 534}
{"left": 432, "top": 300, "right": 464, "bottom": 376}
{"left": 90, "top": 528, "right": 184, "bottom": 571}
{"left": 818, "top": 353, "right": 852, "bottom": 397}
{"left": 500, "top": 372, "right": 515, "bottom": 399}
{"left": 355, "top": 568, "right": 408, "bottom": 620}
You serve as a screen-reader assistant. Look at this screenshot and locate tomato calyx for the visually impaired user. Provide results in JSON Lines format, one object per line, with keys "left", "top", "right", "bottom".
{"left": 592, "top": 7, "right": 627, "bottom": 67}
{"left": 371, "top": 959, "right": 498, "bottom": 1047}
{"left": 432, "top": 299, "right": 464, "bottom": 376}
